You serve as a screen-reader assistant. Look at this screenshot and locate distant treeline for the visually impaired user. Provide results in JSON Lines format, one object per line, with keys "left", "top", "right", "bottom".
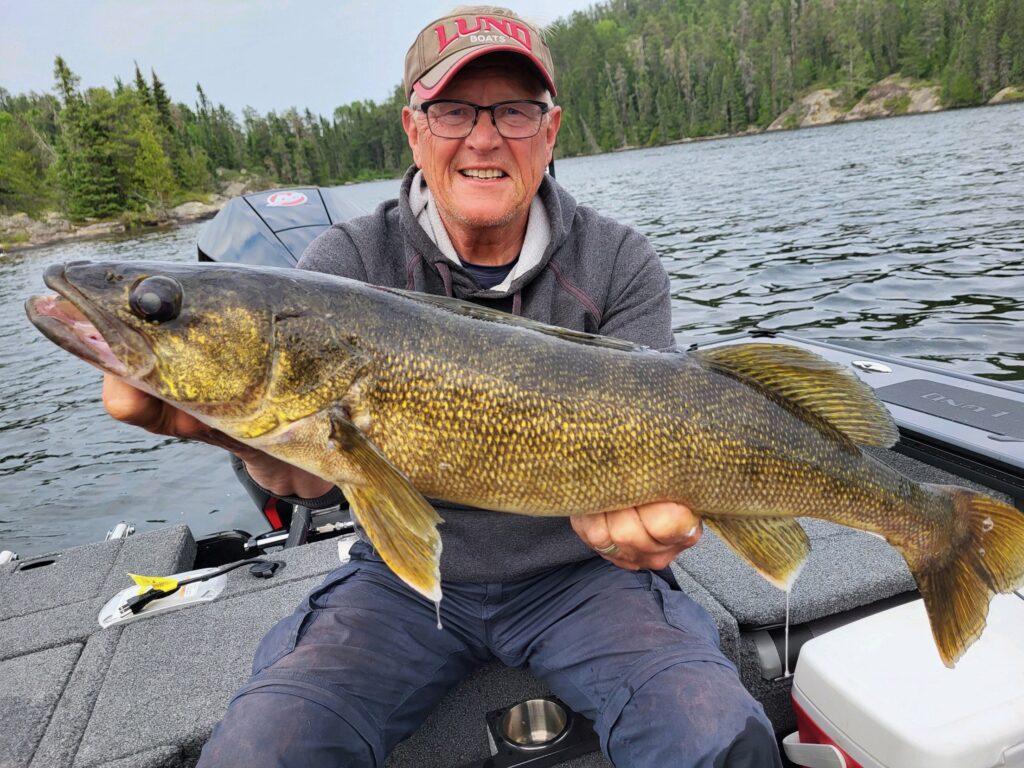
{"left": 0, "top": 59, "right": 410, "bottom": 219}
{"left": 1, "top": 0, "right": 1021, "bottom": 219}
{"left": 549, "top": 0, "right": 1024, "bottom": 152}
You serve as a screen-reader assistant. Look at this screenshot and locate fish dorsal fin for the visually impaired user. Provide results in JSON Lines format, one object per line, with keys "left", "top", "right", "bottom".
{"left": 704, "top": 517, "right": 810, "bottom": 591}
{"left": 374, "top": 285, "right": 644, "bottom": 352}
{"left": 695, "top": 343, "right": 898, "bottom": 448}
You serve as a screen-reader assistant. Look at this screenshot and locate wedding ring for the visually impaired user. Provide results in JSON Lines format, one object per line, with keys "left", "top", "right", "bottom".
{"left": 594, "top": 543, "right": 619, "bottom": 556}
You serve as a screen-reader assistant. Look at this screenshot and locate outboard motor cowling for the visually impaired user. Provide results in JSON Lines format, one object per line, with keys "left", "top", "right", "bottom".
{"left": 197, "top": 187, "right": 364, "bottom": 266}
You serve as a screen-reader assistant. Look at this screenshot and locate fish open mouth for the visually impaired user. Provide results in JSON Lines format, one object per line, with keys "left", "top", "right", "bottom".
{"left": 27, "top": 293, "right": 129, "bottom": 375}
{"left": 25, "top": 264, "right": 150, "bottom": 378}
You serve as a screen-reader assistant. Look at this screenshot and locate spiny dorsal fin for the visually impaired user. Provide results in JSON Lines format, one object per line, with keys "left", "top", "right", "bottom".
{"left": 704, "top": 516, "right": 810, "bottom": 590}
{"left": 695, "top": 343, "right": 898, "bottom": 448}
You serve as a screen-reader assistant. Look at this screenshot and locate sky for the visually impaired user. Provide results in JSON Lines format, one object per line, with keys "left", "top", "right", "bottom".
{"left": 1, "top": 0, "right": 596, "bottom": 118}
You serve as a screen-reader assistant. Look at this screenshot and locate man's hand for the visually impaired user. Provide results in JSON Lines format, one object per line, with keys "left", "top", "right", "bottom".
{"left": 102, "top": 374, "right": 332, "bottom": 499}
{"left": 571, "top": 501, "right": 702, "bottom": 571}
{"left": 103, "top": 374, "right": 239, "bottom": 448}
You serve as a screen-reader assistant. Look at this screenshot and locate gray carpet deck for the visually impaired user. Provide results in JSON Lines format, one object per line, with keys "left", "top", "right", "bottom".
{"left": 0, "top": 450, "right": 1001, "bottom": 768}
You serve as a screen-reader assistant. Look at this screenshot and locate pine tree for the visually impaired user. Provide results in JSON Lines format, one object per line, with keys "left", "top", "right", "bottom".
{"left": 0, "top": 111, "right": 53, "bottom": 213}
{"left": 134, "top": 63, "right": 152, "bottom": 106}
{"left": 151, "top": 70, "right": 175, "bottom": 133}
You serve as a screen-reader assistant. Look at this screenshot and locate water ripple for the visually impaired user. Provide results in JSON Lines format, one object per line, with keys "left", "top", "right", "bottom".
{"left": 559, "top": 104, "right": 1024, "bottom": 387}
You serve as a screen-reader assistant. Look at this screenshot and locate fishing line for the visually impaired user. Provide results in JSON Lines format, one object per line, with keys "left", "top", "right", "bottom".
{"left": 784, "top": 589, "right": 791, "bottom": 677}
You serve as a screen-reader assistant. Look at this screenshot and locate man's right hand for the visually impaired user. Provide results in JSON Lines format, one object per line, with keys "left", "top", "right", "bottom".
{"left": 102, "top": 374, "right": 333, "bottom": 499}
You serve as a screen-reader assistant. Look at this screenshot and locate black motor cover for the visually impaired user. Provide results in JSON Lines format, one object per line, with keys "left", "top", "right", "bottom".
{"left": 197, "top": 187, "right": 364, "bottom": 266}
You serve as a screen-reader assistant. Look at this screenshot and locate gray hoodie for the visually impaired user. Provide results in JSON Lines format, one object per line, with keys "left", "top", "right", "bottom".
{"left": 298, "top": 166, "right": 673, "bottom": 582}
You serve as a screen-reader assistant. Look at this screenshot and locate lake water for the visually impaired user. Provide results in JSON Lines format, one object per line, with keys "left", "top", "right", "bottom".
{"left": 2, "top": 104, "right": 1022, "bottom": 557}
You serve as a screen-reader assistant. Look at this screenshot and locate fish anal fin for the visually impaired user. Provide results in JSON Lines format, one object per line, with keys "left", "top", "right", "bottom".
{"left": 328, "top": 409, "right": 443, "bottom": 602}
{"left": 695, "top": 343, "right": 899, "bottom": 448}
{"left": 705, "top": 516, "right": 809, "bottom": 591}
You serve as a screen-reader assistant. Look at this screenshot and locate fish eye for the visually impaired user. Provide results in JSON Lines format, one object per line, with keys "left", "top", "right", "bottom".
{"left": 129, "top": 276, "right": 182, "bottom": 322}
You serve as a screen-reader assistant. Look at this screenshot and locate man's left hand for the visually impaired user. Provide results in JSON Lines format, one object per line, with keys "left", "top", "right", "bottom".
{"left": 571, "top": 502, "right": 702, "bottom": 571}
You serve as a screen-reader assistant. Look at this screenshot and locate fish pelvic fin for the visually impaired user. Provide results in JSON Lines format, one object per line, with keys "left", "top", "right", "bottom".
{"left": 704, "top": 516, "right": 809, "bottom": 591}
{"left": 329, "top": 411, "right": 443, "bottom": 602}
{"left": 910, "top": 486, "right": 1024, "bottom": 668}
{"left": 695, "top": 343, "right": 899, "bottom": 448}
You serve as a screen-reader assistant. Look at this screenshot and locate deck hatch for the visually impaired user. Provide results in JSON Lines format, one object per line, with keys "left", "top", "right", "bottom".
{"left": 875, "top": 379, "right": 1024, "bottom": 439}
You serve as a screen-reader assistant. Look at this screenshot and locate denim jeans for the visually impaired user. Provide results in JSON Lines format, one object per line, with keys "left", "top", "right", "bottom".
{"left": 198, "top": 541, "right": 781, "bottom": 767}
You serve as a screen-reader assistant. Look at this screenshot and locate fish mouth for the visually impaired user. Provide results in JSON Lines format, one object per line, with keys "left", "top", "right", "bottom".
{"left": 25, "top": 263, "right": 153, "bottom": 379}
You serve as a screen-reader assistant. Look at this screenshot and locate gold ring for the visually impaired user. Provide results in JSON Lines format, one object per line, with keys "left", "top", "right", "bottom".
{"left": 594, "top": 543, "right": 619, "bottom": 556}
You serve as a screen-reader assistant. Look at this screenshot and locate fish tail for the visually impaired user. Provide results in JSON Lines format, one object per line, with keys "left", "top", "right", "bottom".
{"left": 909, "top": 486, "right": 1024, "bottom": 667}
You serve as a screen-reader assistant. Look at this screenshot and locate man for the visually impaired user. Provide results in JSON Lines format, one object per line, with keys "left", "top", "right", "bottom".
{"left": 104, "top": 7, "right": 782, "bottom": 766}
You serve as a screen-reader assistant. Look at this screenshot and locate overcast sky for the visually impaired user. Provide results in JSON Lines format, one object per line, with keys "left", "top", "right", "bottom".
{"left": 2, "top": 0, "right": 596, "bottom": 118}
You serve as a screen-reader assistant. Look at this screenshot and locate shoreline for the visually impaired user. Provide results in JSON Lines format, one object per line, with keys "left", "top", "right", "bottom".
{"left": 0, "top": 197, "right": 230, "bottom": 256}
{"left": 4, "top": 85, "right": 1022, "bottom": 254}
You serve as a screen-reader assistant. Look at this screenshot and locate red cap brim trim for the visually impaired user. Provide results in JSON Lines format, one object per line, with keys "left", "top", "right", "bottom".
{"left": 412, "top": 45, "right": 557, "bottom": 100}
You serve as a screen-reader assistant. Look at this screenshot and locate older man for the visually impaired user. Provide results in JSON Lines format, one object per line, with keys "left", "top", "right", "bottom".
{"left": 105, "top": 7, "right": 781, "bottom": 767}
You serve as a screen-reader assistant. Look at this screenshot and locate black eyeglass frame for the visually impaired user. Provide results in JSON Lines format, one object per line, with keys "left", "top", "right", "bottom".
{"left": 417, "top": 99, "right": 551, "bottom": 139}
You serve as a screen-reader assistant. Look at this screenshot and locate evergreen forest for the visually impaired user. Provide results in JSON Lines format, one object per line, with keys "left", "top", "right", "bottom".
{"left": 2, "top": 0, "right": 1022, "bottom": 220}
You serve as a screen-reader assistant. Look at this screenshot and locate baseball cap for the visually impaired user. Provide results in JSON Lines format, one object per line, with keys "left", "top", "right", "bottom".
{"left": 404, "top": 7, "right": 557, "bottom": 100}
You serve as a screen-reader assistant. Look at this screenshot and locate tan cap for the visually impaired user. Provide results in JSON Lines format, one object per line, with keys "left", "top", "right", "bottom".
{"left": 404, "top": 7, "right": 556, "bottom": 99}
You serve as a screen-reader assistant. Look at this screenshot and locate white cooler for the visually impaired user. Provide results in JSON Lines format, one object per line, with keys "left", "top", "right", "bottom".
{"left": 783, "top": 593, "right": 1024, "bottom": 768}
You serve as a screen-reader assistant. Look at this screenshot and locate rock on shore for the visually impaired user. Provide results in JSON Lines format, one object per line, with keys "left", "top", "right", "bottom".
{"left": 989, "top": 86, "right": 1024, "bottom": 104}
{"left": 768, "top": 75, "right": 942, "bottom": 131}
{"left": 0, "top": 179, "right": 261, "bottom": 253}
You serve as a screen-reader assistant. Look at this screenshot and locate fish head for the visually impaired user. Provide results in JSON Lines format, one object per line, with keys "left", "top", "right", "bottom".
{"left": 25, "top": 260, "right": 280, "bottom": 425}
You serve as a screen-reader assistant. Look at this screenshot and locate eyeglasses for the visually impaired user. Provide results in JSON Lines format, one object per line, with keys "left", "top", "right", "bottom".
{"left": 418, "top": 99, "right": 550, "bottom": 139}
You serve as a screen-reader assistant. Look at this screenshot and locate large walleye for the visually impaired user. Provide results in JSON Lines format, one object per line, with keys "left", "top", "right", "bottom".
{"left": 26, "top": 260, "right": 1024, "bottom": 666}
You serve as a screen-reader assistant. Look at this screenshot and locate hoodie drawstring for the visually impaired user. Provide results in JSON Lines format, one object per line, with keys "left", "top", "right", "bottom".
{"left": 436, "top": 261, "right": 454, "bottom": 297}
{"left": 512, "top": 290, "right": 522, "bottom": 316}
{"left": 405, "top": 252, "right": 423, "bottom": 291}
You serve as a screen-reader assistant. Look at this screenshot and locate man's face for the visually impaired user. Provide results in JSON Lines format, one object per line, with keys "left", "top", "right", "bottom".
{"left": 402, "top": 62, "right": 561, "bottom": 231}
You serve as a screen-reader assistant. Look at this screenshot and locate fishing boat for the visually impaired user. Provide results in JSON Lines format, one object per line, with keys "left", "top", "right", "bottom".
{"left": 3, "top": 188, "right": 1023, "bottom": 768}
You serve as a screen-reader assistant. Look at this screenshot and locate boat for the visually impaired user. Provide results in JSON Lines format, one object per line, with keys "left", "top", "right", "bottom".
{"left": 3, "top": 187, "right": 1023, "bottom": 768}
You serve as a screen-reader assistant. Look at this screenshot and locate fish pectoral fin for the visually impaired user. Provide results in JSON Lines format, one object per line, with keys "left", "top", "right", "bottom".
{"left": 328, "top": 410, "right": 443, "bottom": 602}
{"left": 704, "top": 516, "right": 809, "bottom": 591}
{"left": 695, "top": 343, "right": 899, "bottom": 448}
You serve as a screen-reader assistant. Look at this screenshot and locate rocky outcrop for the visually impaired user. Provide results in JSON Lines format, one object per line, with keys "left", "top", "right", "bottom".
{"left": 768, "top": 75, "right": 942, "bottom": 131}
{"left": 844, "top": 75, "right": 941, "bottom": 120}
{"left": 1, "top": 206, "right": 199, "bottom": 253}
{"left": 168, "top": 200, "right": 223, "bottom": 221}
{"left": 0, "top": 175, "right": 268, "bottom": 253}
{"left": 989, "top": 86, "right": 1024, "bottom": 104}
{"left": 768, "top": 89, "right": 845, "bottom": 130}
{"left": 0, "top": 212, "right": 108, "bottom": 251}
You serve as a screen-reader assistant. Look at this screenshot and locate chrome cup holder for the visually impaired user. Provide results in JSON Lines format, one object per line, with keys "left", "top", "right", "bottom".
{"left": 473, "top": 695, "right": 600, "bottom": 768}
{"left": 498, "top": 698, "right": 569, "bottom": 749}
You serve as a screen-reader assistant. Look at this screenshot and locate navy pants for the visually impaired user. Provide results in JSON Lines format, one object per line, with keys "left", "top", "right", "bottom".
{"left": 198, "top": 542, "right": 781, "bottom": 767}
